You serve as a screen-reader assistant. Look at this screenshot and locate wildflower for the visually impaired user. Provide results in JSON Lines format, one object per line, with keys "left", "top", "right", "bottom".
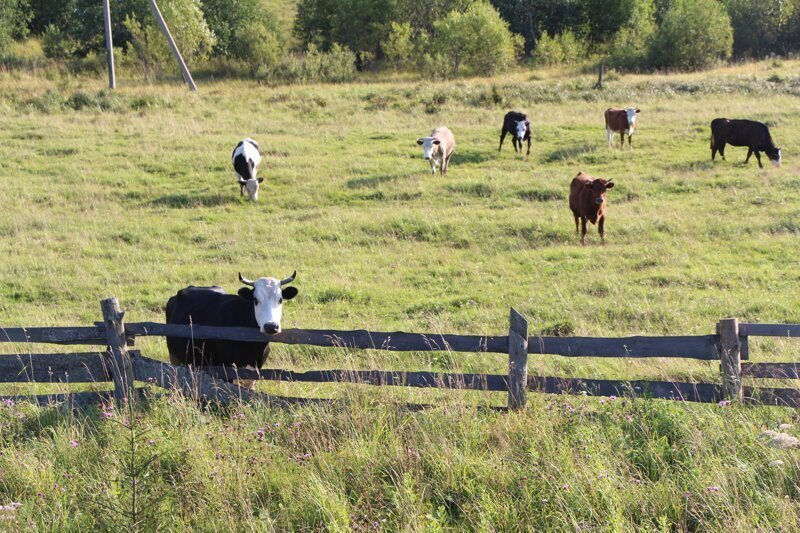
{"left": 302, "top": 453, "right": 312, "bottom": 459}
{"left": 255, "top": 428, "right": 266, "bottom": 441}
{"left": 560, "top": 484, "right": 570, "bottom": 491}
{"left": 231, "top": 412, "right": 245, "bottom": 420}
{"left": 717, "top": 400, "right": 731, "bottom": 407}
{"left": 69, "top": 440, "right": 79, "bottom": 448}
{"left": 769, "top": 460, "right": 785, "bottom": 467}
{"left": 624, "top": 414, "right": 633, "bottom": 422}
{"left": 148, "top": 439, "right": 155, "bottom": 446}
{"left": 608, "top": 395, "right": 617, "bottom": 401}
{"left": 706, "top": 486, "right": 720, "bottom": 492}
{"left": 683, "top": 491, "right": 691, "bottom": 498}
{"left": 630, "top": 478, "right": 641, "bottom": 485}
{"left": 3, "top": 399, "right": 14, "bottom": 407}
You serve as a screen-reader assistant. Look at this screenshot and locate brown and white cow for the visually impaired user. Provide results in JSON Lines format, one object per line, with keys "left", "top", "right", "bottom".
{"left": 604, "top": 107, "right": 640, "bottom": 148}
{"left": 417, "top": 127, "right": 456, "bottom": 175}
{"left": 569, "top": 171, "right": 614, "bottom": 245}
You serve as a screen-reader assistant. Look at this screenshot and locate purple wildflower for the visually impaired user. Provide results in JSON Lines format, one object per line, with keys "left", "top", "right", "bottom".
{"left": 717, "top": 400, "right": 731, "bottom": 407}
{"left": 69, "top": 440, "right": 79, "bottom": 448}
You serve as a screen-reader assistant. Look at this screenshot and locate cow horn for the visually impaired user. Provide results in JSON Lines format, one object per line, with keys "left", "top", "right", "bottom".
{"left": 280, "top": 271, "right": 297, "bottom": 286}
{"left": 239, "top": 272, "right": 255, "bottom": 286}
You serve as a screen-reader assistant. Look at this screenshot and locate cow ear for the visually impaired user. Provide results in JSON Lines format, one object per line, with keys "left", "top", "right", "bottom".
{"left": 416, "top": 139, "right": 424, "bottom": 145}
{"left": 605, "top": 182, "right": 614, "bottom": 189}
{"left": 432, "top": 140, "right": 441, "bottom": 145}
{"left": 257, "top": 178, "right": 264, "bottom": 183}
{"left": 238, "top": 287, "right": 255, "bottom": 299}
{"left": 635, "top": 108, "right": 641, "bottom": 113}
{"left": 281, "top": 286, "right": 298, "bottom": 300}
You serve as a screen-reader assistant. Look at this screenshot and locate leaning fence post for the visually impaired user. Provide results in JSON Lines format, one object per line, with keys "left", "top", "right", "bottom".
{"left": 508, "top": 307, "right": 529, "bottom": 410}
{"left": 717, "top": 317, "right": 742, "bottom": 401}
{"left": 101, "top": 297, "right": 135, "bottom": 405}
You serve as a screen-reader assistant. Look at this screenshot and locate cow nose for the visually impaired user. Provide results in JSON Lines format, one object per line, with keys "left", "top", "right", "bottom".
{"left": 595, "top": 198, "right": 604, "bottom": 204}
{"left": 262, "top": 323, "right": 280, "bottom": 335}
{"left": 424, "top": 156, "right": 430, "bottom": 160}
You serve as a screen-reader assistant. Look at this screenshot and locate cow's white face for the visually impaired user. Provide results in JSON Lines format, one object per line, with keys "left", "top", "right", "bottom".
{"left": 625, "top": 107, "right": 640, "bottom": 127}
{"left": 416, "top": 137, "right": 441, "bottom": 160}
{"left": 772, "top": 150, "right": 782, "bottom": 168}
{"left": 241, "top": 276, "right": 298, "bottom": 335}
{"left": 239, "top": 178, "right": 264, "bottom": 201}
{"left": 515, "top": 121, "right": 527, "bottom": 140}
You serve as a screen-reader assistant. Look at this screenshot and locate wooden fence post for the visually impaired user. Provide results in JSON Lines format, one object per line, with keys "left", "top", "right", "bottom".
{"left": 101, "top": 297, "right": 135, "bottom": 405}
{"left": 508, "top": 308, "right": 529, "bottom": 410}
{"left": 717, "top": 317, "right": 742, "bottom": 401}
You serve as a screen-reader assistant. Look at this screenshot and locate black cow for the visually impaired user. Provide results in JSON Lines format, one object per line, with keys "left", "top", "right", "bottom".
{"left": 711, "top": 118, "right": 781, "bottom": 168}
{"left": 499, "top": 111, "right": 532, "bottom": 155}
{"left": 165, "top": 272, "right": 298, "bottom": 371}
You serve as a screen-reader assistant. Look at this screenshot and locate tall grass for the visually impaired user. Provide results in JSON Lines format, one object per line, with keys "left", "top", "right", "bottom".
{"left": 0, "top": 60, "right": 799, "bottom": 528}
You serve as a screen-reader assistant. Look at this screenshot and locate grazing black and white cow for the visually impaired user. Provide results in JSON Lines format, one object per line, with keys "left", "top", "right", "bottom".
{"left": 165, "top": 272, "right": 298, "bottom": 374}
{"left": 710, "top": 118, "right": 781, "bottom": 168}
{"left": 499, "top": 111, "right": 532, "bottom": 155}
{"left": 605, "top": 107, "right": 640, "bottom": 148}
{"left": 232, "top": 138, "right": 264, "bottom": 201}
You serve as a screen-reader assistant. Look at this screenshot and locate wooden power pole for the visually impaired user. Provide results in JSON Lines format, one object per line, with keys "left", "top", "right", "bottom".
{"left": 147, "top": 0, "right": 198, "bottom": 92}
{"left": 102, "top": 0, "right": 116, "bottom": 89}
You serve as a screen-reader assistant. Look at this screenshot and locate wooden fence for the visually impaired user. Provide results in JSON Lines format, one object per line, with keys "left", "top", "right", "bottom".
{"left": 1, "top": 297, "right": 799, "bottom": 410}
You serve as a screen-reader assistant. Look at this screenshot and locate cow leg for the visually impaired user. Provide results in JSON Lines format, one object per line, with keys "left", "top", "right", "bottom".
{"left": 498, "top": 130, "right": 506, "bottom": 152}
{"left": 754, "top": 151, "right": 763, "bottom": 169}
{"left": 606, "top": 127, "right": 613, "bottom": 147}
{"left": 711, "top": 145, "right": 717, "bottom": 160}
{"left": 513, "top": 137, "right": 519, "bottom": 153}
{"left": 574, "top": 215, "right": 580, "bottom": 234}
{"left": 745, "top": 148, "right": 753, "bottom": 164}
{"left": 580, "top": 217, "right": 588, "bottom": 245}
{"left": 718, "top": 143, "right": 726, "bottom": 160}
{"left": 619, "top": 132, "right": 624, "bottom": 149}
{"left": 526, "top": 137, "right": 531, "bottom": 156}
{"left": 239, "top": 183, "right": 244, "bottom": 196}
{"left": 598, "top": 215, "right": 605, "bottom": 245}
{"left": 628, "top": 134, "right": 632, "bottom": 149}
{"left": 430, "top": 160, "right": 436, "bottom": 175}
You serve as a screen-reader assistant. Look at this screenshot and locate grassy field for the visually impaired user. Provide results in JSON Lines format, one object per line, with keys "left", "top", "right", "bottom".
{"left": 0, "top": 60, "right": 799, "bottom": 529}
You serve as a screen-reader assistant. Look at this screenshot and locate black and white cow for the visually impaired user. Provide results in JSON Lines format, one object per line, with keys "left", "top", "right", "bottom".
{"left": 499, "top": 111, "right": 532, "bottom": 155}
{"left": 232, "top": 138, "right": 263, "bottom": 201}
{"left": 165, "top": 272, "right": 298, "bottom": 373}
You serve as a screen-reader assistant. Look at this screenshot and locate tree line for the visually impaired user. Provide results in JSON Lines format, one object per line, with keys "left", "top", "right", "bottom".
{"left": 1, "top": 0, "right": 799, "bottom": 82}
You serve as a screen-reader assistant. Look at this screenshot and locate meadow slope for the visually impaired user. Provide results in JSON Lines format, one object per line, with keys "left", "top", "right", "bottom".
{"left": 0, "top": 61, "right": 799, "bottom": 529}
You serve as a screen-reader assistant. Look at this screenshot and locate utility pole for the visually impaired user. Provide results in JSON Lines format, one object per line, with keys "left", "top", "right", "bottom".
{"left": 102, "top": 0, "right": 116, "bottom": 89}
{"left": 147, "top": 0, "right": 198, "bottom": 92}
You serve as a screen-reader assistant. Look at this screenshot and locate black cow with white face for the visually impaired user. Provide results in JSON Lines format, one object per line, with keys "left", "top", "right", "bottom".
{"left": 165, "top": 272, "right": 298, "bottom": 370}
{"left": 499, "top": 111, "right": 532, "bottom": 156}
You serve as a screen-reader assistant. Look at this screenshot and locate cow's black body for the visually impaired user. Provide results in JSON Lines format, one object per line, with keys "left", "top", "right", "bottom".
{"left": 232, "top": 140, "right": 257, "bottom": 181}
{"left": 165, "top": 286, "right": 269, "bottom": 368}
{"left": 711, "top": 118, "right": 780, "bottom": 168}
{"left": 499, "top": 111, "right": 532, "bottom": 155}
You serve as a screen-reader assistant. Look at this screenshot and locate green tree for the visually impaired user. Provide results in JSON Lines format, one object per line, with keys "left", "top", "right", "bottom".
{"left": 582, "top": 0, "right": 635, "bottom": 44}
{"left": 294, "top": 0, "right": 397, "bottom": 67}
{"left": 723, "top": 0, "right": 795, "bottom": 57}
{"left": 490, "top": 0, "right": 584, "bottom": 55}
{"left": 649, "top": 0, "right": 732, "bottom": 70}
{"left": 434, "top": 1, "right": 521, "bottom": 76}
{"left": 201, "top": 0, "right": 283, "bottom": 72}
{"left": 0, "top": 0, "right": 30, "bottom": 55}
{"left": 608, "top": 0, "right": 657, "bottom": 69}
{"left": 382, "top": 21, "right": 414, "bottom": 70}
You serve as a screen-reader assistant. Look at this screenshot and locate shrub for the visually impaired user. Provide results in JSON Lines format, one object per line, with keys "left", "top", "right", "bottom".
{"left": 608, "top": 0, "right": 657, "bottom": 70}
{"left": 649, "top": 0, "right": 733, "bottom": 70}
{"left": 0, "top": 0, "right": 30, "bottom": 56}
{"left": 723, "top": 0, "right": 796, "bottom": 58}
{"left": 534, "top": 30, "right": 585, "bottom": 66}
{"left": 382, "top": 21, "right": 414, "bottom": 70}
{"left": 434, "top": 1, "right": 521, "bottom": 76}
{"left": 275, "top": 43, "right": 357, "bottom": 84}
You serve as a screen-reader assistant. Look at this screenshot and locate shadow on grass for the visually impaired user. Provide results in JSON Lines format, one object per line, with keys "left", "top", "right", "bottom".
{"left": 450, "top": 150, "right": 493, "bottom": 166}
{"left": 148, "top": 193, "right": 240, "bottom": 209}
{"left": 347, "top": 172, "right": 420, "bottom": 189}
{"left": 542, "top": 143, "right": 596, "bottom": 163}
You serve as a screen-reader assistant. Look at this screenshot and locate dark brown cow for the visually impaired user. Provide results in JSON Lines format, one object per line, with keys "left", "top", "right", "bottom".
{"left": 569, "top": 171, "right": 614, "bottom": 245}
{"left": 604, "top": 107, "right": 640, "bottom": 148}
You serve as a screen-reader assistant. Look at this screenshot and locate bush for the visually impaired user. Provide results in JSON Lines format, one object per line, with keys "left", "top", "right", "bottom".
{"left": 434, "top": 1, "right": 521, "bottom": 76}
{"left": 533, "top": 30, "right": 585, "bottom": 66}
{"left": 275, "top": 43, "right": 357, "bottom": 84}
{"left": 41, "top": 23, "right": 79, "bottom": 59}
{"left": 608, "top": 0, "right": 657, "bottom": 70}
{"left": 382, "top": 21, "right": 414, "bottom": 70}
{"left": 723, "top": 0, "right": 796, "bottom": 58}
{"left": 0, "top": 0, "right": 30, "bottom": 56}
{"left": 201, "top": 0, "right": 284, "bottom": 73}
{"left": 649, "top": 0, "right": 733, "bottom": 70}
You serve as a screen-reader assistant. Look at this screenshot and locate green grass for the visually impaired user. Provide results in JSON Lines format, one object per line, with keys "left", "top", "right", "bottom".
{"left": 0, "top": 60, "right": 799, "bottom": 529}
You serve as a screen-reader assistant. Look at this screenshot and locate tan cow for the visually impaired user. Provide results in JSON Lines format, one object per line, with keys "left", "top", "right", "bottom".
{"left": 417, "top": 127, "right": 456, "bottom": 175}
{"left": 604, "top": 107, "right": 640, "bottom": 149}
{"left": 569, "top": 171, "right": 614, "bottom": 245}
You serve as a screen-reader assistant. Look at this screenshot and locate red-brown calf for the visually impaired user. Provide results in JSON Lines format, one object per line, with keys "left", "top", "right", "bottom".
{"left": 569, "top": 171, "right": 614, "bottom": 245}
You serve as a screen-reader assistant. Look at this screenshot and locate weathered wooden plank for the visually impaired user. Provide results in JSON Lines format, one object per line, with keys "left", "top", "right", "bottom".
{"left": 203, "top": 365, "right": 509, "bottom": 391}
{"left": 0, "top": 390, "right": 115, "bottom": 409}
{"left": 526, "top": 335, "right": 718, "bottom": 359}
{"left": 508, "top": 308, "right": 529, "bottom": 410}
{"left": 718, "top": 318, "right": 742, "bottom": 400}
{"left": 739, "top": 324, "right": 800, "bottom": 337}
{"left": 101, "top": 298, "right": 136, "bottom": 405}
{"left": 0, "top": 326, "right": 106, "bottom": 345}
{"left": 528, "top": 375, "right": 724, "bottom": 403}
{"left": 0, "top": 352, "right": 114, "bottom": 383}
{"left": 125, "top": 322, "right": 508, "bottom": 353}
{"left": 741, "top": 363, "right": 800, "bottom": 379}
{"left": 744, "top": 386, "right": 800, "bottom": 407}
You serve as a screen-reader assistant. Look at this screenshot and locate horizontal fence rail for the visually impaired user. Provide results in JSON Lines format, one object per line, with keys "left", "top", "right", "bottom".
{"left": 0, "top": 299, "right": 798, "bottom": 411}
{"left": 0, "top": 352, "right": 112, "bottom": 383}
